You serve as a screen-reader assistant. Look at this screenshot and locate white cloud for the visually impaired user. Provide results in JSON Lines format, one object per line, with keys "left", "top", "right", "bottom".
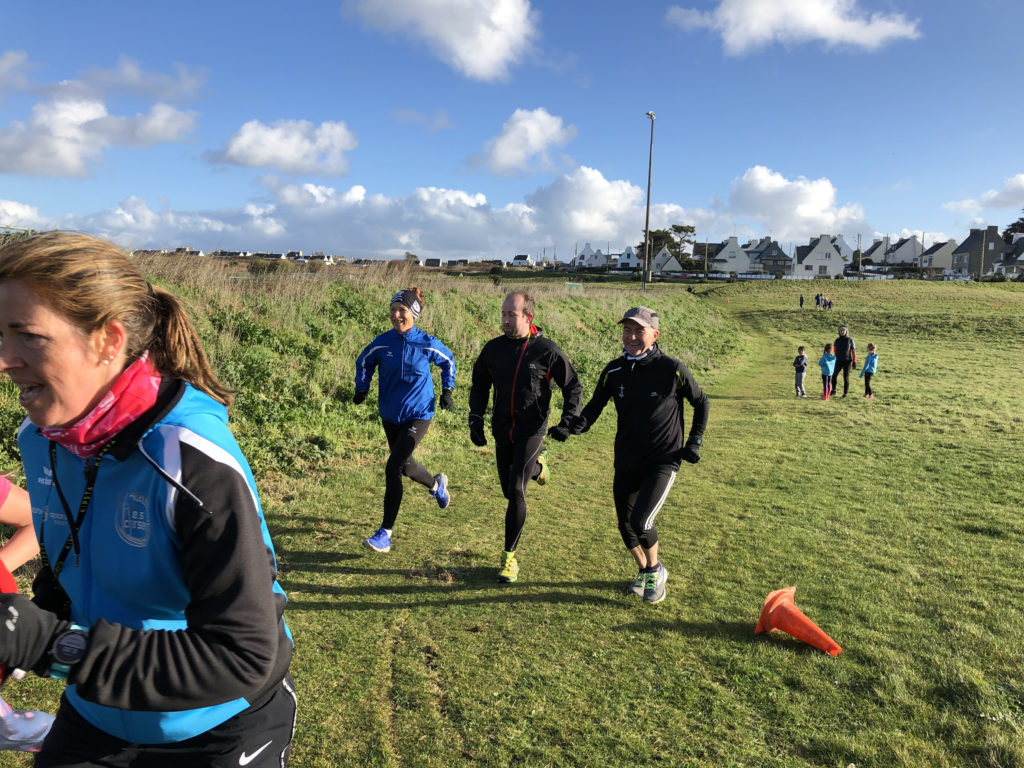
{"left": 479, "top": 107, "right": 576, "bottom": 174}
{"left": 0, "top": 96, "right": 197, "bottom": 176}
{"left": 945, "top": 174, "right": 1024, "bottom": 214}
{"left": 666, "top": 0, "right": 921, "bottom": 56}
{"left": 0, "top": 198, "right": 44, "bottom": 228}
{"left": 392, "top": 108, "right": 453, "bottom": 132}
{"left": 78, "top": 56, "right": 205, "bottom": 101}
{"left": 0, "top": 50, "right": 31, "bottom": 95}
{"left": 727, "top": 165, "right": 868, "bottom": 242}
{"left": 14, "top": 164, "right": 871, "bottom": 261}
{"left": 343, "top": 0, "right": 538, "bottom": 81}
{"left": 0, "top": 57, "right": 199, "bottom": 177}
{"left": 209, "top": 119, "right": 358, "bottom": 175}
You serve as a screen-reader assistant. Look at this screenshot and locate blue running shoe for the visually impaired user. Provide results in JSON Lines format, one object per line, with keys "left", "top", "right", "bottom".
{"left": 363, "top": 528, "right": 391, "bottom": 553}
{"left": 0, "top": 698, "right": 53, "bottom": 752}
{"left": 432, "top": 473, "right": 450, "bottom": 509}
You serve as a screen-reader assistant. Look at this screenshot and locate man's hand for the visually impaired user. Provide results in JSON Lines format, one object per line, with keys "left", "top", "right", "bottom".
{"left": 469, "top": 415, "right": 487, "bottom": 447}
{"left": 547, "top": 424, "right": 570, "bottom": 442}
{"left": 352, "top": 390, "right": 368, "bottom": 405}
{"left": 679, "top": 438, "right": 702, "bottom": 465}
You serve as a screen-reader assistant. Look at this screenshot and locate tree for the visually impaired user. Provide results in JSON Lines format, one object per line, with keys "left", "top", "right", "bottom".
{"left": 1002, "top": 209, "right": 1024, "bottom": 244}
{"left": 636, "top": 224, "right": 696, "bottom": 261}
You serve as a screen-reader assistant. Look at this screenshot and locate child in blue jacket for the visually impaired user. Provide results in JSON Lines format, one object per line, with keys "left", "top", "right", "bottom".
{"left": 818, "top": 343, "right": 836, "bottom": 400}
{"left": 859, "top": 343, "right": 878, "bottom": 399}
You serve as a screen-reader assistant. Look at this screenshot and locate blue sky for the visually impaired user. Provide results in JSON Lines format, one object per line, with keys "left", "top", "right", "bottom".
{"left": 1, "top": 0, "right": 1022, "bottom": 260}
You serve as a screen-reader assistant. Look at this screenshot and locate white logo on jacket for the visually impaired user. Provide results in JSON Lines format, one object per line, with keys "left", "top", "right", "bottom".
{"left": 117, "top": 492, "right": 151, "bottom": 547}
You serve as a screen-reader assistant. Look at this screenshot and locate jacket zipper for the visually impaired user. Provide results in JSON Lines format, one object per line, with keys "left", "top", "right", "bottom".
{"left": 508, "top": 336, "right": 529, "bottom": 441}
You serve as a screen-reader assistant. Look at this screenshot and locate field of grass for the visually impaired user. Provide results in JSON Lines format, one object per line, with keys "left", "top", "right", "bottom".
{"left": 1, "top": 266, "right": 1022, "bottom": 767}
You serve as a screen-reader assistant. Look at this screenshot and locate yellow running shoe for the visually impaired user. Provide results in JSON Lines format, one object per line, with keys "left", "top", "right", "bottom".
{"left": 534, "top": 453, "right": 549, "bottom": 486}
{"left": 497, "top": 551, "right": 519, "bottom": 583}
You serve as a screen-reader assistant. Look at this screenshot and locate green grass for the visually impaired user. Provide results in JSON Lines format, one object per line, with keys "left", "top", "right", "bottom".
{"left": 1, "top": 270, "right": 1022, "bottom": 767}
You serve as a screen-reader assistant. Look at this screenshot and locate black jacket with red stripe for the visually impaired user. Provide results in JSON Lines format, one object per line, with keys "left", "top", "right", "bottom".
{"left": 469, "top": 327, "right": 582, "bottom": 442}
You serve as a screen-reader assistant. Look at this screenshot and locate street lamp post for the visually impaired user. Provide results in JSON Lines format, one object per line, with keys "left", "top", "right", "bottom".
{"left": 642, "top": 111, "right": 655, "bottom": 293}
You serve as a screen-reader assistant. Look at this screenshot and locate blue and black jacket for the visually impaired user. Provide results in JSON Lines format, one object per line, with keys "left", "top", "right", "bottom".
{"left": 355, "top": 327, "right": 456, "bottom": 424}
{"left": 18, "top": 379, "right": 292, "bottom": 744}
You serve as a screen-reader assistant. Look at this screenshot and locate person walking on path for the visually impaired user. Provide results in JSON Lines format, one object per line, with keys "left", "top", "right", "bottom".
{"left": 354, "top": 287, "right": 456, "bottom": 553}
{"left": 572, "top": 307, "right": 709, "bottom": 605}
{"left": 0, "top": 476, "right": 55, "bottom": 753}
{"left": 859, "top": 343, "right": 878, "bottom": 399}
{"left": 469, "top": 290, "right": 581, "bottom": 583}
{"left": 819, "top": 343, "right": 837, "bottom": 400}
{"left": 793, "top": 346, "right": 808, "bottom": 397}
{"left": 831, "top": 325, "right": 857, "bottom": 398}
{"left": 0, "top": 231, "right": 295, "bottom": 766}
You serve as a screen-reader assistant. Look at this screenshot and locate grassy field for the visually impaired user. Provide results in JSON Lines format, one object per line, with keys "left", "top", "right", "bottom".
{"left": 0, "top": 267, "right": 1022, "bottom": 767}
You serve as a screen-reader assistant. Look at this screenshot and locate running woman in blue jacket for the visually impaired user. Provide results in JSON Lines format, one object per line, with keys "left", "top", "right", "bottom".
{"left": 354, "top": 287, "right": 456, "bottom": 553}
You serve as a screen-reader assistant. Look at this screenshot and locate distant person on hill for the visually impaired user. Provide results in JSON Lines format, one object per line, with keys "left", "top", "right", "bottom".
{"left": 354, "top": 286, "right": 456, "bottom": 553}
{"left": 831, "top": 325, "right": 857, "bottom": 398}
{"left": 819, "top": 343, "right": 837, "bottom": 400}
{"left": 468, "top": 290, "right": 581, "bottom": 583}
{"left": 859, "top": 343, "right": 878, "bottom": 399}
{"left": 0, "top": 476, "right": 54, "bottom": 753}
{"left": 572, "top": 307, "right": 709, "bottom": 604}
{"left": 799, "top": 294, "right": 804, "bottom": 309}
{"left": 793, "top": 345, "right": 808, "bottom": 398}
{"left": 815, "top": 293, "right": 821, "bottom": 309}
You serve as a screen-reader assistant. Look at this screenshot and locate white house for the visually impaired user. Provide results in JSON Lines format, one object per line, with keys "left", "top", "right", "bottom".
{"left": 650, "top": 246, "right": 683, "bottom": 274}
{"left": 713, "top": 237, "right": 751, "bottom": 272}
{"left": 920, "top": 240, "right": 957, "bottom": 273}
{"left": 511, "top": 254, "right": 535, "bottom": 268}
{"left": 616, "top": 246, "right": 643, "bottom": 270}
{"left": 793, "top": 235, "right": 845, "bottom": 278}
{"left": 831, "top": 235, "right": 854, "bottom": 262}
{"left": 884, "top": 236, "right": 923, "bottom": 266}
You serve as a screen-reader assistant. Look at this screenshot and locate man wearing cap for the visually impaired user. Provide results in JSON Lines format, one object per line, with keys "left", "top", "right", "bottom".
{"left": 831, "top": 325, "right": 857, "bottom": 398}
{"left": 574, "top": 306, "right": 709, "bottom": 604}
{"left": 469, "top": 290, "right": 582, "bottom": 583}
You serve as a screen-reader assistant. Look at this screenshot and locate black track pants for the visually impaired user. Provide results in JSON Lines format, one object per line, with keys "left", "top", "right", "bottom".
{"left": 381, "top": 419, "right": 435, "bottom": 529}
{"left": 494, "top": 434, "right": 545, "bottom": 552}
{"left": 613, "top": 464, "right": 677, "bottom": 551}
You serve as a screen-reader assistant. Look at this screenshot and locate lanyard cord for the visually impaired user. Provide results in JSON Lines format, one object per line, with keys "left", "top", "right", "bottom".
{"left": 44, "top": 439, "right": 117, "bottom": 576}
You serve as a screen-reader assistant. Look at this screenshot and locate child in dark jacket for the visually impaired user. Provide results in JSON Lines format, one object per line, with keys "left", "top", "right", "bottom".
{"left": 793, "top": 346, "right": 808, "bottom": 397}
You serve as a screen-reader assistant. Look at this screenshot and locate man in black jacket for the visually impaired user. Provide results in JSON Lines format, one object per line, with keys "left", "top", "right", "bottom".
{"left": 831, "top": 325, "right": 857, "bottom": 398}
{"left": 469, "top": 290, "right": 582, "bottom": 583}
{"left": 574, "top": 306, "right": 709, "bottom": 604}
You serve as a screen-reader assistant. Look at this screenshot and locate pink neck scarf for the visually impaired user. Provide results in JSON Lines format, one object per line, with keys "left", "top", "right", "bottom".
{"left": 40, "top": 351, "right": 161, "bottom": 458}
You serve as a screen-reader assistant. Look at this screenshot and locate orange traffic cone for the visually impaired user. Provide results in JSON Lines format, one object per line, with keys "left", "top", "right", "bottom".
{"left": 754, "top": 586, "right": 842, "bottom": 656}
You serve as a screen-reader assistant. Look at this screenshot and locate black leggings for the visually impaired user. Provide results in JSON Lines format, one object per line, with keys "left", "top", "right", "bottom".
{"left": 863, "top": 372, "right": 873, "bottom": 396}
{"left": 831, "top": 361, "right": 851, "bottom": 396}
{"left": 382, "top": 419, "right": 435, "bottom": 529}
{"left": 494, "top": 434, "right": 545, "bottom": 552}
{"left": 613, "top": 464, "right": 677, "bottom": 551}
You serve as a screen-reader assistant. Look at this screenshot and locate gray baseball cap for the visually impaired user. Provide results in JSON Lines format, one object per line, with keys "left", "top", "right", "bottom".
{"left": 619, "top": 306, "right": 659, "bottom": 330}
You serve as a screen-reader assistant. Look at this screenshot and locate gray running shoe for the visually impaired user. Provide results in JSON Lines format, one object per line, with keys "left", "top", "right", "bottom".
{"left": 643, "top": 565, "right": 668, "bottom": 604}
{"left": 626, "top": 571, "right": 645, "bottom": 597}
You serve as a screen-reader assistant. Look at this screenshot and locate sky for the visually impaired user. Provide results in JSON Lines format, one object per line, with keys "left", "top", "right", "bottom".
{"left": 1, "top": 0, "right": 1022, "bottom": 261}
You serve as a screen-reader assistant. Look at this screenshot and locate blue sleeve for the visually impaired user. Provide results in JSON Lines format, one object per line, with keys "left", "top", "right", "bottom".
{"left": 428, "top": 337, "right": 457, "bottom": 390}
{"left": 354, "top": 339, "right": 380, "bottom": 392}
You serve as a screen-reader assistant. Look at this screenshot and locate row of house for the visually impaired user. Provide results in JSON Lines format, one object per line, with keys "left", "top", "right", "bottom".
{"left": 556, "top": 227, "right": 1024, "bottom": 279}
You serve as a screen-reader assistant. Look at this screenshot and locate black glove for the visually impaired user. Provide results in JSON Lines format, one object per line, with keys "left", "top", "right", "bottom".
{"left": 679, "top": 438, "right": 702, "bottom": 465}
{"left": 439, "top": 388, "right": 454, "bottom": 411}
{"left": 547, "top": 424, "right": 570, "bottom": 442}
{"left": 469, "top": 415, "right": 487, "bottom": 447}
{"left": 0, "top": 594, "right": 67, "bottom": 675}
{"left": 352, "top": 390, "right": 368, "bottom": 405}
